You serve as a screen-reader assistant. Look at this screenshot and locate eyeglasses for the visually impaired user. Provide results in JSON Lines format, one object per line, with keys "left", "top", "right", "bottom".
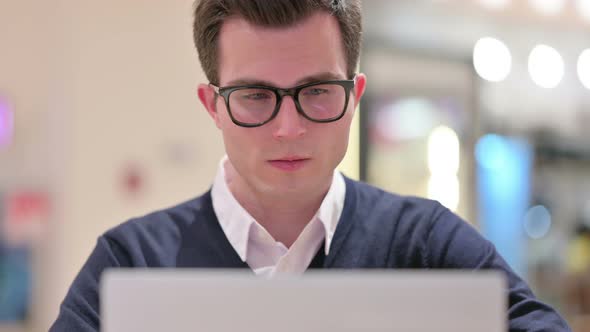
{"left": 210, "top": 76, "right": 356, "bottom": 128}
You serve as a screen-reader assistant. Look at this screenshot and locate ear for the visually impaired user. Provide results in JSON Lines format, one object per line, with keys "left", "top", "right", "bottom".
{"left": 197, "top": 83, "right": 222, "bottom": 129}
{"left": 352, "top": 73, "right": 367, "bottom": 110}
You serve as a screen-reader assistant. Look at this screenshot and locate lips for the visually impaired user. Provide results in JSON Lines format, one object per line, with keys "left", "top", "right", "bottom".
{"left": 268, "top": 157, "right": 310, "bottom": 171}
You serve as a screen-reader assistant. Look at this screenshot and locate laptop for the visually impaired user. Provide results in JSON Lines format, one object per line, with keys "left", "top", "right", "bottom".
{"left": 101, "top": 270, "right": 506, "bottom": 332}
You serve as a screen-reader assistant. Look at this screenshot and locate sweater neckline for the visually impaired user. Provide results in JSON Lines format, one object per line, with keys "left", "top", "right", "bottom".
{"left": 196, "top": 176, "right": 358, "bottom": 269}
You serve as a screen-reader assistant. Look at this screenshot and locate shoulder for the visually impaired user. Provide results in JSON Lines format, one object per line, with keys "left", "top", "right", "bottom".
{"left": 101, "top": 191, "right": 214, "bottom": 266}
{"left": 348, "top": 179, "right": 492, "bottom": 268}
{"left": 107, "top": 193, "right": 209, "bottom": 236}
{"left": 344, "top": 177, "right": 446, "bottom": 230}
{"left": 338, "top": 177, "right": 464, "bottom": 268}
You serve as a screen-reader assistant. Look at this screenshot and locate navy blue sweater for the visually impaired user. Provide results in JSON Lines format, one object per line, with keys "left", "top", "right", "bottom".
{"left": 50, "top": 177, "right": 571, "bottom": 331}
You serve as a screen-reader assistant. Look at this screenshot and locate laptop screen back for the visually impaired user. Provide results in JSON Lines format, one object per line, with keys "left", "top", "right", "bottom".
{"left": 101, "top": 270, "right": 506, "bottom": 332}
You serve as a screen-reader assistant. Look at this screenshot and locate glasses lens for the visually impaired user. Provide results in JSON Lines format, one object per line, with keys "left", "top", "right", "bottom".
{"left": 298, "top": 83, "right": 346, "bottom": 120}
{"left": 229, "top": 88, "right": 276, "bottom": 124}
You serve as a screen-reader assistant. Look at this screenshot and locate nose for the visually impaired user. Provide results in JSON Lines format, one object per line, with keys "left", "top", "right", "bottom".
{"left": 271, "top": 96, "right": 307, "bottom": 140}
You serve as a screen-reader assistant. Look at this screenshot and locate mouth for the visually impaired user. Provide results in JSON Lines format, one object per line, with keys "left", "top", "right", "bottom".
{"left": 268, "top": 156, "right": 310, "bottom": 172}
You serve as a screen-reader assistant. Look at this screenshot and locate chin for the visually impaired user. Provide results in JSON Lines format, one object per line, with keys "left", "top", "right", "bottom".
{"left": 261, "top": 174, "right": 314, "bottom": 194}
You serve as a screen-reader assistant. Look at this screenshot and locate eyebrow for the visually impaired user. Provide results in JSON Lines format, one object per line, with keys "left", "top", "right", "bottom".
{"left": 224, "top": 72, "right": 346, "bottom": 88}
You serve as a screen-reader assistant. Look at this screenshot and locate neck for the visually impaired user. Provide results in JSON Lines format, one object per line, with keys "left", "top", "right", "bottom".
{"left": 225, "top": 163, "right": 331, "bottom": 248}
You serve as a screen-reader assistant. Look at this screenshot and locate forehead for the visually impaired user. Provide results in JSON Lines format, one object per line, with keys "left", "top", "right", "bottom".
{"left": 217, "top": 12, "right": 347, "bottom": 87}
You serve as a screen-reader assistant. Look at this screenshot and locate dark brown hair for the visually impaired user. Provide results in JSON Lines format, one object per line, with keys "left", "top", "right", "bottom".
{"left": 193, "top": 0, "right": 362, "bottom": 85}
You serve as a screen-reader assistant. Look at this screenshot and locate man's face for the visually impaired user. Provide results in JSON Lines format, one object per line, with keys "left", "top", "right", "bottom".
{"left": 199, "top": 12, "right": 366, "bottom": 196}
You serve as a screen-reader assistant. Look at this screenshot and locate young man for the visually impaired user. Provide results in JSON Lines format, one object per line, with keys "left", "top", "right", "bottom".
{"left": 50, "top": 0, "right": 571, "bottom": 331}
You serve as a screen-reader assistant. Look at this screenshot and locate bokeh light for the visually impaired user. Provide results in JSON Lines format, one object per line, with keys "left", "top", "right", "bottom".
{"left": 0, "top": 96, "right": 15, "bottom": 149}
{"left": 528, "top": 44, "right": 564, "bottom": 89}
{"left": 478, "top": 0, "right": 511, "bottom": 10}
{"left": 577, "top": 49, "right": 590, "bottom": 90}
{"left": 427, "top": 126, "right": 460, "bottom": 211}
{"left": 524, "top": 205, "right": 552, "bottom": 239}
{"left": 575, "top": 0, "right": 590, "bottom": 22}
{"left": 529, "top": 0, "right": 566, "bottom": 16}
{"left": 473, "top": 37, "right": 512, "bottom": 82}
{"left": 475, "top": 134, "right": 509, "bottom": 170}
{"left": 427, "top": 125, "right": 460, "bottom": 176}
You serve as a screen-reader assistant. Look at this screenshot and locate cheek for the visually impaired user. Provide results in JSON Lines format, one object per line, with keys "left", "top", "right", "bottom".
{"left": 222, "top": 127, "right": 249, "bottom": 152}
{"left": 336, "top": 111, "right": 354, "bottom": 143}
{"left": 319, "top": 120, "right": 352, "bottom": 162}
{"left": 220, "top": 124, "right": 265, "bottom": 161}
{"left": 334, "top": 128, "right": 351, "bottom": 156}
{"left": 334, "top": 114, "right": 354, "bottom": 153}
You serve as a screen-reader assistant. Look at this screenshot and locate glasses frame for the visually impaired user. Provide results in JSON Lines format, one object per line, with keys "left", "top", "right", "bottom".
{"left": 210, "top": 76, "right": 356, "bottom": 128}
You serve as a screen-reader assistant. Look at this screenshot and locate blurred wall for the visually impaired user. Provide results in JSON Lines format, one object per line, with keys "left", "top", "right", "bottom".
{"left": 364, "top": 0, "right": 590, "bottom": 137}
{"left": 1, "top": 0, "right": 223, "bottom": 330}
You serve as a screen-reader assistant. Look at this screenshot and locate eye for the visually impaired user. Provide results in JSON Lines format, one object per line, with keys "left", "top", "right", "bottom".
{"left": 242, "top": 92, "right": 272, "bottom": 100}
{"left": 236, "top": 88, "right": 274, "bottom": 101}
{"left": 304, "top": 88, "right": 329, "bottom": 96}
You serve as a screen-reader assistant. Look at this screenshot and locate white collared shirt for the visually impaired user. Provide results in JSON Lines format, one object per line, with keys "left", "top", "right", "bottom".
{"left": 211, "top": 156, "right": 346, "bottom": 278}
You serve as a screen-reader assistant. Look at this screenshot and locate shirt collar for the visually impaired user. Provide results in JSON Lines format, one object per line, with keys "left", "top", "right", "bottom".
{"left": 317, "top": 169, "right": 346, "bottom": 255}
{"left": 211, "top": 156, "right": 255, "bottom": 261}
{"left": 211, "top": 155, "right": 346, "bottom": 261}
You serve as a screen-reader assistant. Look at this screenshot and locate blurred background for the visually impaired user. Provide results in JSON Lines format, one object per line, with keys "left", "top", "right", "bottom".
{"left": 1, "top": 0, "right": 589, "bottom": 331}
